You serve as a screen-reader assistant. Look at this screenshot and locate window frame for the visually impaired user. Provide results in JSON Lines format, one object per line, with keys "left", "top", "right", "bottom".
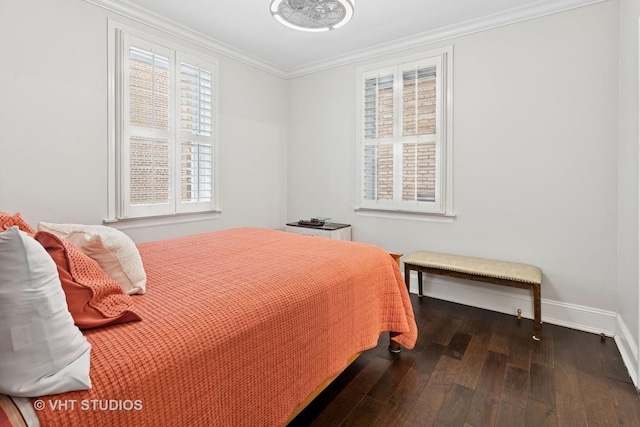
{"left": 107, "top": 21, "right": 220, "bottom": 224}
{"left": 355, "top": 46, "right": 454, "bottom": 219}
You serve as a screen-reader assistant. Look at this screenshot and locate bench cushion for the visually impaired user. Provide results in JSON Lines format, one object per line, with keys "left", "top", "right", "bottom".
{"left": 404, "top": 251, "right": 542, "bottom": 285}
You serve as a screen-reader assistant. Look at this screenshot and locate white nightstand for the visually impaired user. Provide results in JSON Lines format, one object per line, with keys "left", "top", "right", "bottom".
{"left": 285, "top": 222, "right": 352, "bottom": 241}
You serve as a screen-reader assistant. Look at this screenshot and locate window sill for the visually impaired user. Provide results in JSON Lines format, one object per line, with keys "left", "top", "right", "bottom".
{"left": 354, "top": 207, "right": 456, "bottom": 223}
{"left": 103, "top": 210, "right": 221, "bottom": 230}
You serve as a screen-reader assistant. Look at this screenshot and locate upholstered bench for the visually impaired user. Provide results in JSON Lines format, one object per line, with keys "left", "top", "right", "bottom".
{"left": 404, "top": 251, "right": 543, "bottom": 340}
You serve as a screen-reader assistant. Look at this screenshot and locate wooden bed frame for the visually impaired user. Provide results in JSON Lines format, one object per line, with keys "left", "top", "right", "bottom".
{"left": 285, "top": 352, "right": 361, "bottom": 424}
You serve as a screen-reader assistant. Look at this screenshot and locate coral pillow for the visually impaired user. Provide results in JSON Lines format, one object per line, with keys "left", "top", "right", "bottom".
{"left": 35, "top": 231, "right": 142, "bottom": 329}
{"left": 0, "top": 227, "right": 91, "bottom": 397}
{"left": 0, "top": 212, "right": 35, "bottom": 236}
{"left": 37, "top": 222, "right": 146, "bottom": 295}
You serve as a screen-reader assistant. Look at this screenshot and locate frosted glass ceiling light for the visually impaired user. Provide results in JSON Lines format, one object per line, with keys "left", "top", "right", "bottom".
{"left": 270, "top": 0, "right": 355, "bottom": 32}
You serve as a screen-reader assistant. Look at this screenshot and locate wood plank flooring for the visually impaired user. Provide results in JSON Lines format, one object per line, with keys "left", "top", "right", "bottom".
{"left": 288, "top": 295, "right": 640, "bottom": 427}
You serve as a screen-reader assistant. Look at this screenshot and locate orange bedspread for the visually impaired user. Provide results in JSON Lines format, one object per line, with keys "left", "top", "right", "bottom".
{"left": 34, "top": 227, "right": 417, "bottom": 426}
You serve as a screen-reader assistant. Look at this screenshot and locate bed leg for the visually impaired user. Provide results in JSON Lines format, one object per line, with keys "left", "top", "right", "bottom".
{"left": 388, "top": 332, "right": 401, "bottom": 353}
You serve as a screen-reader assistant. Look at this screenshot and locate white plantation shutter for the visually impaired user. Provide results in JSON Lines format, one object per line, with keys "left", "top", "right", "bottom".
{"left": 123, "top": 38, "right": 173, "bottom": 218}
{"left": 116, "top": 31, "right": 218, "bottom": 220}
{"left": 401, "top": 62, "right": 439, "bottom": 207}
{"left": 358, "top": 50, "right": 450, "bottom": 214}
{"left": 363, "top": 70, "right": 394, "bottom": 202}
{"left": 178, "top": 57, "right": 214, "bottom": 213}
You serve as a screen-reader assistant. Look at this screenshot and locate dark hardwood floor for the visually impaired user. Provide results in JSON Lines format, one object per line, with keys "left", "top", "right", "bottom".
{"left": 289, "top": 295, "right": 640, "bottom": 427}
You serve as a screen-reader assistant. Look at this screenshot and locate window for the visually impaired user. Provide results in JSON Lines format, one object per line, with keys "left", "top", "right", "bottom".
{"left": 109, "top": 25, "right": 218, "bottom": 221}
{"left": 356, "top": 47, "right": 453, "bottom": 216}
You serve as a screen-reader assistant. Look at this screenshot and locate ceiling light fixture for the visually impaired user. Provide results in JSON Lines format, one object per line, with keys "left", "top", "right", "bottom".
{"left": 270, "top": 0, "right": 355, "bottom": 33}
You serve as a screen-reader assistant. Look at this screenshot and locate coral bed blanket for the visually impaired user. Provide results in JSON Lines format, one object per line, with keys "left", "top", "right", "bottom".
{"left": 30, "top": 227, "right": 417, "bottom": 426}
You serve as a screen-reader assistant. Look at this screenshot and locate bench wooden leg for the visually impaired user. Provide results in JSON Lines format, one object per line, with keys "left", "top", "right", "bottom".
{"left": 404, "top": 264, "right": 424, "bottom": 297}
{"left": 404, "top": 263, "right": 411, "bottom": 291}
{"left": 533, "top": 283, "right": 541, "bottom": 341}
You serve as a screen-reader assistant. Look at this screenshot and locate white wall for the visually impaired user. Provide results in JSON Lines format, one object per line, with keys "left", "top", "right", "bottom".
{"left": 288, "top": 2, "right": 621, "bottom": 322}
{"left": 617, "top": 0, "right": 640, "bottom": 383}
{"left": 0, "top": 0, "right": 288, "bottom": 243}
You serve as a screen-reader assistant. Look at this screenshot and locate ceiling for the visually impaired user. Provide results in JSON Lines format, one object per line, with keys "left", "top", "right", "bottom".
{"left": 93, "top": 0, "right": 602, "bottom": 77}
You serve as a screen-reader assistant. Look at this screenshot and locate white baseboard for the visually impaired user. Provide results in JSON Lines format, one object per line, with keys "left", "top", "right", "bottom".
{"left": 408, "top": 272, "right": 618, "bottom": 335}
{"left": 614, "top": 315, "right": 639, "bottom": 387}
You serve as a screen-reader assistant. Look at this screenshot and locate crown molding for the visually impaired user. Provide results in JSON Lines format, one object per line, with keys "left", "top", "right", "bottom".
{"left": 83, "top": 0, "right": 289, "bottom": 78}
{"left": 84, "top": 0, "right": 607, "bottom": 79}
{"left": 286, "top": 0, "right": 608, "bottom": 77}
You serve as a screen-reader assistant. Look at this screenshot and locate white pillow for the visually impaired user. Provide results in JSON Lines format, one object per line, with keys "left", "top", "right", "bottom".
{"left": 38, "top": 222, "right": 146, "bottom": 295}
{"left": 0, "top": 226, "right": 92, "bottom": 397}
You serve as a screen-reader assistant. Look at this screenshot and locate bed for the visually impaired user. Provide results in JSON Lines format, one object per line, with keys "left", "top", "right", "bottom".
{"left": 0, "top": 226, "right": 417, "bottom": 427}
